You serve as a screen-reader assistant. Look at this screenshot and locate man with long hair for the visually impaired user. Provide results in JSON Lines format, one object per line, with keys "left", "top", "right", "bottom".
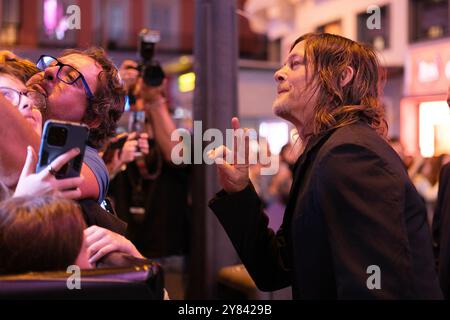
{"left": 208, "top": 33, "right": 442, "bottom": 299}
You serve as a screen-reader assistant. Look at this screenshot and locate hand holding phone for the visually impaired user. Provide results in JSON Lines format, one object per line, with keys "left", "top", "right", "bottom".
{"left": 14, "top": 146, "right": 84, "bottom": 199}
{"left": 36, "top": 120, "right": 89, "bottom": 179}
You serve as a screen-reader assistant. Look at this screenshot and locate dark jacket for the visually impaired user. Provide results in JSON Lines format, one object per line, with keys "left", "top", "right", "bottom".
{"left": 108, "top": 149, "right": 191, "bottom": 258}
{"left": 433, "top": 163, "right": 450, "bottom": 298}
{"left": 209, "top": 122, "right": 442, "bottom": 299}
{"left": 78, "top": 199, "right": 127, "bottom": 235}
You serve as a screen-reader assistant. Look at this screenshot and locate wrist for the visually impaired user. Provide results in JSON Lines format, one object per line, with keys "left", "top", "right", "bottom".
{"left": 144, "top": 97, "right": 166, "bottom": 110}
{"left": 224, "top": 179, "right": 250, "bottom": 194}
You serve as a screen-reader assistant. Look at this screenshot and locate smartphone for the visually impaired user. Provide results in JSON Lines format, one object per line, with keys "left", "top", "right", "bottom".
{"left": 36, "top": 120, "right": 89, "bottom": 179}
{"left": 128, "top": 111, "right": 146, "bottom": 133}
{"left": 102, "top": 133, "right": 128, "bottom": 163}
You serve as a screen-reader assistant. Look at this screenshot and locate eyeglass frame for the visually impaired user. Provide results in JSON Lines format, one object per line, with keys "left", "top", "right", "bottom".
{"left": 0, "top": 86, "right": 46, "bottom": 109}
{"left": 36, "top": 55, "right": 94, "bottom": 99}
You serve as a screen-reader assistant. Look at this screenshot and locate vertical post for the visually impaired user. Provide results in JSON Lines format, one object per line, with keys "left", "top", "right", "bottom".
{"left": 18, "top": 0, "right": 38, "bottom": 47}
{"left": 187, "top": 0, "right": 239, "bottom": 299}
{"left": 77, "top": 0, "right": 93, "bottom": 48}
{"left": 129, "top": 0, "right": 144, "bottom": 48}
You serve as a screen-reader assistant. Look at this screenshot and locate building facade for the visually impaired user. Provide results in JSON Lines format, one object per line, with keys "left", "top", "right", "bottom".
{"left": 275, "top": 0, "right": 450, "bottom": 156}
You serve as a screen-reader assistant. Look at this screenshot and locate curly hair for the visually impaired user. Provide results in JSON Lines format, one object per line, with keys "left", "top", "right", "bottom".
{"left": 291, "top": 33, "right": 388, "bottom": 138}
{"left": 60, "top": 47, "right": 126, "bottom": 149}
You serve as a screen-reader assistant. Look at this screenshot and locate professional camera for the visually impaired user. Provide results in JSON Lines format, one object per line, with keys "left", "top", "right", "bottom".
{"left": 126, "top": 28, "right": 165, "bottom": 108}
{"left": 138, "top": 28, "right": 165, "bottom": 87}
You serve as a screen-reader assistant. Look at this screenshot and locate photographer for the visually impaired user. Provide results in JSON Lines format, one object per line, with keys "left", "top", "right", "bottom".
{"left": 105, "top": 57, "right": 191, "bottom": 299}
{"left": 104, "top": 131, "right": 150, "bottom": 180}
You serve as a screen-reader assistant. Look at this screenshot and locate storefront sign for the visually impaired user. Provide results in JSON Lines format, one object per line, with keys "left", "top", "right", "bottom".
{"left": 405, "top": 39, "right": 450, "bottom": 96}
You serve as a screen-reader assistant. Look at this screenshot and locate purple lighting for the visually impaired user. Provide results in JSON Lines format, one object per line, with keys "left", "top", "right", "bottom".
{"left": 43, "top": 0, "right": 66, "bottom": 38}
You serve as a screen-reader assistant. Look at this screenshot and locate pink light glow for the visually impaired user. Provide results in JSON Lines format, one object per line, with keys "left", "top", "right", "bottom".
{"left": 44, "top": 0, "right": 58, "bottom": 34}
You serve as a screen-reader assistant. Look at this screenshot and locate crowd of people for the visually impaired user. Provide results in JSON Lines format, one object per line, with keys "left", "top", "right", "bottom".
{"left": 1, "top": 31, "right": 450, "bottom": 300}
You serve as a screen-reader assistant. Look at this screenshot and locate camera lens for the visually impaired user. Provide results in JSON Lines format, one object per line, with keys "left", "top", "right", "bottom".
{"left": 47, "top": 126, "right": 68, "bottom": 147}
{"left": 143, "top": 62, "right": 165, "bottom": 87}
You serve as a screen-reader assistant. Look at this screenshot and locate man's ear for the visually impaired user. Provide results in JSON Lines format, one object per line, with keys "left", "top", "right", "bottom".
{"left": 340, "top": 66, "right": 354, "bottom": 87}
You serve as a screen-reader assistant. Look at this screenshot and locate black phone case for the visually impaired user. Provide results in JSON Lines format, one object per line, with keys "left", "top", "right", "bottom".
{"left": 36, "top": 120, "right": 89, "bottom": 179}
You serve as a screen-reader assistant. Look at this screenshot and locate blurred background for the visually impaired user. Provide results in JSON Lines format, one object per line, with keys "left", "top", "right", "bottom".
{"left": 1, "top": 0, "right": 450, "bottom": 157}
{"left": 1, "top": 0, "right": 450, "bottom": 299}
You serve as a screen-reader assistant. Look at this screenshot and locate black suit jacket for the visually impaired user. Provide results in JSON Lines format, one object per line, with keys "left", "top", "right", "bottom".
{"left": 78, "top": 199, "right": 127, "bottom": 236}
{"left": 433, "top": 163, "right": 450, "bottom": 298}
{"left": 209, "top": 122, "right": 442, "bottom": 299}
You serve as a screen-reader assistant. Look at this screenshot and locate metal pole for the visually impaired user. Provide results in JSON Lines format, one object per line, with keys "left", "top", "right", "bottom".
{"left": 187, "top": 0, "right": 239, "bottom": 299}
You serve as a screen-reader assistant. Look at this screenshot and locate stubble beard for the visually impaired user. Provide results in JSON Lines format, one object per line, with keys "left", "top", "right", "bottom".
{"left": 273, "top": 98, "right": 291, "bottom": 121}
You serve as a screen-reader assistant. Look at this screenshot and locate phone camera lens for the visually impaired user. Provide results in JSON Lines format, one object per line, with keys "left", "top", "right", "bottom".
{"left": 47, "top": 126, "right": 68, "bottom": 147}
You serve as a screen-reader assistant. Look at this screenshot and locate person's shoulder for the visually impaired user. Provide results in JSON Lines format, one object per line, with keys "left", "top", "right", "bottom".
{"left": 318, "top": 122, "right": 385, "bottom": 157}
{"left": 327, "top": 122, "right": 383, "bottom": 147}
{"left": 84, "top": 146, "right": 106, "bottom": 167}
{"left": 316, "top": 122, "right": 405, "bottom": 176}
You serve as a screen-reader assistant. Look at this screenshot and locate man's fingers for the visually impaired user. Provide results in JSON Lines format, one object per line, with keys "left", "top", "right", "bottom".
{"left": 208, "top": 145, "right": 233, "bottom": 165}
{"left": 125, "top": 140, "right": 138, "bottom": 147}
{"left": 88, "top": 244, "right": 116, "bottom": 264}
{"left": 234, "top": 127, "right": 251, "bottom": 165}
{"left": 138, "top": 139, "right": 149, "bottom": 151}
{"left": 127, "top": 132, "right": 138, "bottom": 141}
{"left": 231, "top": 117, "right": 241, "bottom": 130}
{"left": 85, "top": 226, "right": 106, "bottom": 245}
{"left": 19, "top": 146, "right": 37, "bottom": 179}
{"left": 84, "top": 225, "right": 100, "bottom": 236}
{"left": 88, "top": 237, "right": 111, "bottom": 257}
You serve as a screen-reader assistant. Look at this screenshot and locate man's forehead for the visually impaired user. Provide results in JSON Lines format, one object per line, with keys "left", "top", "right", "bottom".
{"left": 58, "top": 53, "right": 101, "bottom": 91}
{"left": 58, "top": 54, "right": 99, "bottom": 71}
{"left": 291, "top": 41, "right": 305, "bottom": 53}
{"left": 286, "top": 42, "right": 305, "bottom": 61}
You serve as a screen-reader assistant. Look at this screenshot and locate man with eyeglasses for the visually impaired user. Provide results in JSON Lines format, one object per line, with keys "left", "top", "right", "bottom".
{"left": 0, "top": 48, "right": 126, "bottom": 206}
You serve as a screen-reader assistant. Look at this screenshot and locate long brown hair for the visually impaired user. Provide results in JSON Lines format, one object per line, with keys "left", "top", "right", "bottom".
{"left": 291, "top": 33, "right": 387, "bottom": 138}
{"left": 0, "top": 196, "right": 86, "bottom": 275}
